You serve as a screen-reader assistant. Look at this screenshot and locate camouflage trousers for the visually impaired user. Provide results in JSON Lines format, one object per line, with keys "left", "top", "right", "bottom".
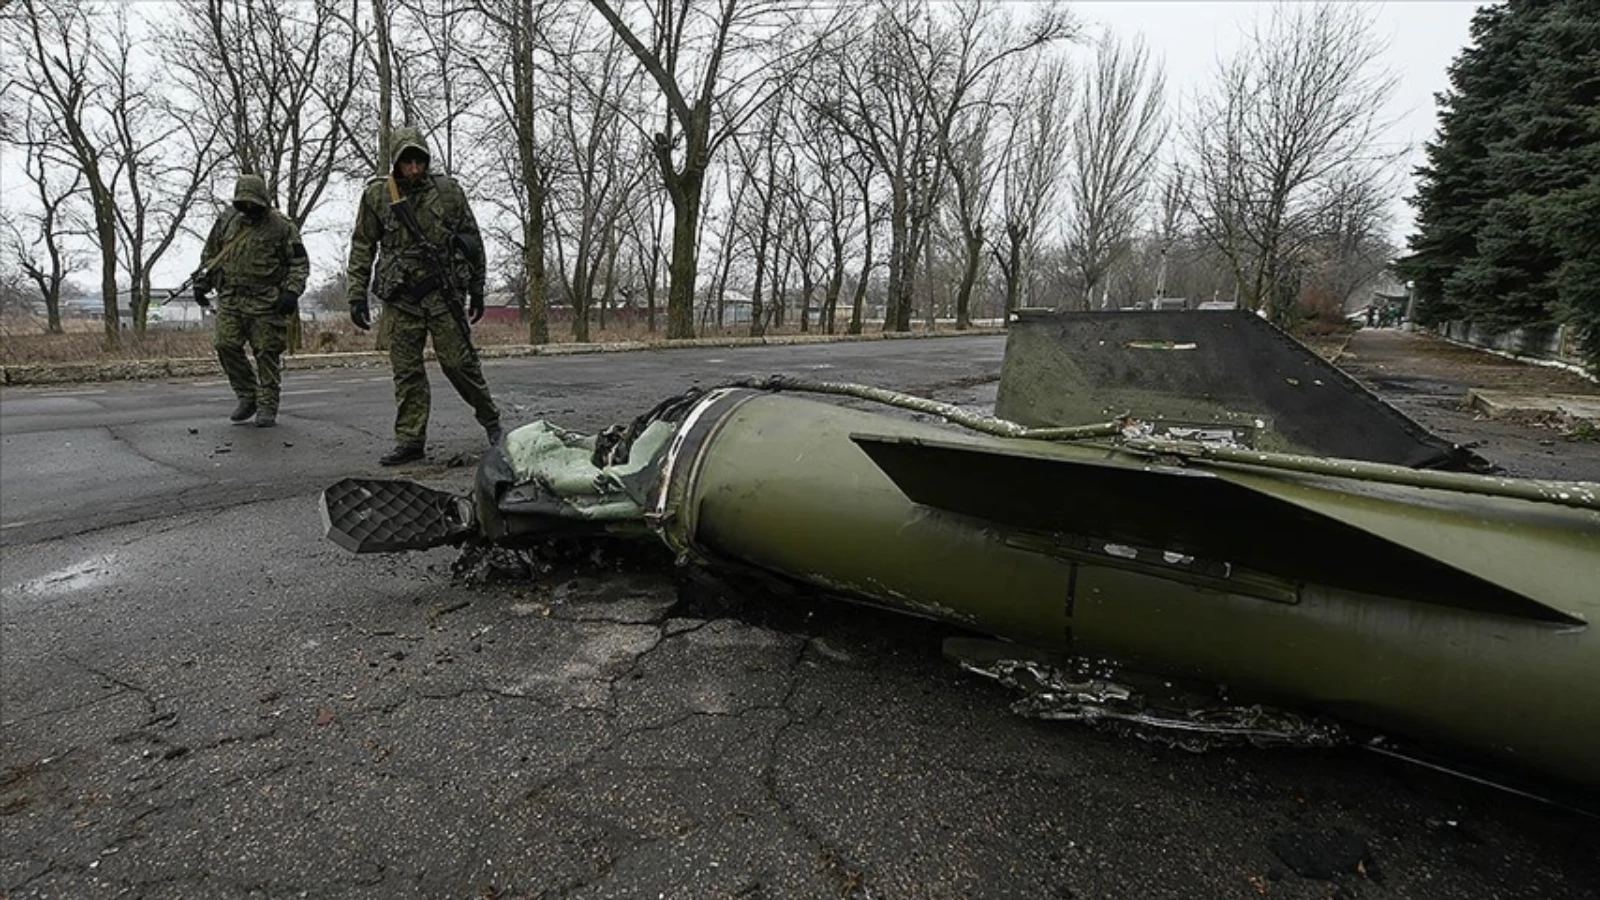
{"left": 388, "top": 304, "right": 500, "bottom": 447}
{"left": 215, "top": 307, "right": 289, "bottom": 411}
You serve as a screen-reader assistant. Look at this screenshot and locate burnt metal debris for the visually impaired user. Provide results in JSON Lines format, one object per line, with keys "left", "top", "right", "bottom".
{"left": 322, "top": 311, "right": 1600, "bottom": 802}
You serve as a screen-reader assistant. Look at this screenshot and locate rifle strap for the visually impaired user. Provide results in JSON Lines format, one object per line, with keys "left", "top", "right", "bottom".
{"left": 386, "top": 176, "right": 439, "bottom": 251}
{"left": 201, "top": 213, "right": 256, "bottom": 273}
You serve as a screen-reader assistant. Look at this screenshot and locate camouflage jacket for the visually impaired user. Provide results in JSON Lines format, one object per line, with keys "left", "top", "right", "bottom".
{"left": 200, "top": 208, "right": 309, "bottom": 317}
{"left": 344, "top": 128, "right": 486, "bottom": 315}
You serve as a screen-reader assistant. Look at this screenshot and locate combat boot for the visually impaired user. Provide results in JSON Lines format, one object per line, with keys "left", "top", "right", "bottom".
{"left": 486, "top": 422, "right": 506, "bottom": 446}
{"left": 255, "top": 409, "right": 277, "bottom": 428}
{"left": 380, "top": 444, "right": 425, "bottom": 466}
{"left": 229, "top": 399, "right": 257, "bottom": 423}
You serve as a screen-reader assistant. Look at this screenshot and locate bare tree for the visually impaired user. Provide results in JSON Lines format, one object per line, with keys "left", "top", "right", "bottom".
{"left": 585, "top": 0, "right": 832, "bottom": 340}
{"left": 992, "top": 54, "right": 1073, "bottom": 313}
{"left": 0, "top": 247, "right": 40, "bottom": 323}
{"left": 164, "top": 0, "right": 364, "bottom": 226}
{"left": 619, "top": 180, "right": 670, "bottom": 333}
{"left": 700, "top": 169, "right": 751, "bottom": 331}
{"left": 1184, "top": 3, "right": 1398, "bottom": 318}
{"left": 9, "top": 0, "right": 123, "bottom": 345}
{"left": 784, "top": 183, "right": 825, "bottom": 334}
{"left": 395, "top": 0, "right": 496, "bottom": 174}
{"left": 545, "top": 14, "right": 648, "bottom": 342}
{"left": 2, "top": 106, "right": 90, "bottom": 333}
{"left": 466, "top": 0, "right": 562, "bottom": 344}
{"left": 98, "top": 6, "right": 221, "bottom": 334}
{"left": 1064, "top": 35, "right": 1167, "bottom": 310}
{"left": 728, "top": 106, "right": 791, "bottom": 337}
{"left": 790, "top": 99, "right": 866, "bottom": 335}
{"left": 1303, "top": 162, "right": 1398, "bottom": 310}
{"left": 371, "top": 0, "right": 396, "bottom": 166}
{"left": 818, "top": 0, "right": 1073, "bottom": 332}
{"left": 841, "top": 147, "right": 882, "bottom": 334}
{"left": 939, "top": 64, "right": 1007, "bottom": 329}
{"left": 1152, "top": 166, "right": 1186, "bottom": 301}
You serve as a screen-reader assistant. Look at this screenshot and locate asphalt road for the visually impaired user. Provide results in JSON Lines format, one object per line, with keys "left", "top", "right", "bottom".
{"left": 2, "top": 333, "right": 1597, "bottom": 900}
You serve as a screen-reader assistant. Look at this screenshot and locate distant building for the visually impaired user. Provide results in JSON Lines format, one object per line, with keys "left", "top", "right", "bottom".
{"left": 698, "top": 291, "right": 753, "bottom": 327}
{"left": 479, "top": 288, "right": 522, "bottom": 325}
{"left": 146, "top": 295, "right": 212, "bottom": 329}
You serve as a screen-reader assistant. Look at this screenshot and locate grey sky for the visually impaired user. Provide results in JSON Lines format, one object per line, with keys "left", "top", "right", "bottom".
{"left": 1076, "top": 0, "right": 1479, "bottom": 242}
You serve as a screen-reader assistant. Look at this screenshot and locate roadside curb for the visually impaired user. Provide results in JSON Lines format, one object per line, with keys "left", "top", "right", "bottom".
{"left": 0, "top": 327, "right": 1007, "bottom": 386}
{"left": 1433, "top": 329, "right": 1599, "bottom": 384}
{"left": 1468, "top": 389, "right": 1600, "bottom": 423}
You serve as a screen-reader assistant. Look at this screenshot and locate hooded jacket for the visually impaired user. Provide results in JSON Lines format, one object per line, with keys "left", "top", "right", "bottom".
{"left": 344, "top": 126, "right": 486, "bottom": 313}
{"left": 200, "top": 174, "right": 309, "bottom": 316}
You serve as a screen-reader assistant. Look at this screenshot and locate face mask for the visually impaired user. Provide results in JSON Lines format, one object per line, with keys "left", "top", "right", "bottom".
{"left": 236, "top": 202, "right": 266, "bottom": 223}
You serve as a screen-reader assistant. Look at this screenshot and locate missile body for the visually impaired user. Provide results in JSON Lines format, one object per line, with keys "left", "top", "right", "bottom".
{"left": 647, "top": 389, "right": 1600, "bottom": 789}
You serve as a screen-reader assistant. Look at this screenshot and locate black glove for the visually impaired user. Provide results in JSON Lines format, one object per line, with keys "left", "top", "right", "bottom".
{"left": 275, "top": 290, "right": 299, "bottom": 316}
{"left": 350, "top": 299, "right": 371, "bottom": 331}
{"left": 468, "top": 289, "right": 485, "bottom": 324}
{"left": 193, "top": 281, "right": 211, "bottom": 309}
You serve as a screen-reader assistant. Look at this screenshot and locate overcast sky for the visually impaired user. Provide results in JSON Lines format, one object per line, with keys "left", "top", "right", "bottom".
{"left": 1076, "top": 0, "right": 1479, "bottom": 240}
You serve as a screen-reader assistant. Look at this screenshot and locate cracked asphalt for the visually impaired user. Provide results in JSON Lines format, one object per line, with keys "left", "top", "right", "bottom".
{"left": 2, "top": 333, "right": 1598, "bottom": 899}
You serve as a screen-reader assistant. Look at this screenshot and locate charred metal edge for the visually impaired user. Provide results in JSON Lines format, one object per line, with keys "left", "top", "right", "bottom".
{"left": 650, "top": 388, "right": 763, "bottom": 561}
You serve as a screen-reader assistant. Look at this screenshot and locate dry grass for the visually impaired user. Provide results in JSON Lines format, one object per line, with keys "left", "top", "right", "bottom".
{"left": 0, "top": 315, "right": 936, "bottom": 366}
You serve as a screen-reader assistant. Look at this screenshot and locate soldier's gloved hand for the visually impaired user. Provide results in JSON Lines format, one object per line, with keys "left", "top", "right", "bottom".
{"left": 350, "top": 299, "right": 371, "bottom": 331}
{"left": 468, "top": 289, "right": 485, "bottom": 324}
{"left": 193, "top": 282, "right": 210, "bottom": 309}
{"left": 275, "top": 290, "right": 299, "bottom": 316}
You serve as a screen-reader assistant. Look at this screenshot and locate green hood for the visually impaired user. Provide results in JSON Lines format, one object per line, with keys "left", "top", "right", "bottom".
{"left": 389, "top": 126, "right": 432, "bottom": 174}
{"left": 232, "top": 174, "right": 271, "bottom": 209}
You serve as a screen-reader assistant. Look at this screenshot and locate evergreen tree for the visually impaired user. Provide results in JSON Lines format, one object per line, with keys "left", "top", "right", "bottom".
{"left": 1398, "top": 0, "right": 1600, "bottom": 369}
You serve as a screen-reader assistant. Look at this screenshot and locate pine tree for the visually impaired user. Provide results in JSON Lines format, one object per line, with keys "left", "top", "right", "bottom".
{"left": 1399, "top": 3, "right": 1521, "bottom": 325}
{"left": 1398, "top": 0, "right": 1600, "bottom": 369}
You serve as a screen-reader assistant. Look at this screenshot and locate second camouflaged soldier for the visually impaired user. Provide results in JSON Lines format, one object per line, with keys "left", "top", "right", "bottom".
{"left": 345, "top": 126, "right": 504, "bottom": 466}
{"left": 195, "top": 174, "right": 309, "bottom": 428}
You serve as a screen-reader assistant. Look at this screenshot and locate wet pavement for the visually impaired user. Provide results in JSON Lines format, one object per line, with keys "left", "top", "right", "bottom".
{"left": 1333, "top": 328, "right": 1600, "bottom": 481}
{"left": 2, "top": 332, "right": 1598, "bottom": 899}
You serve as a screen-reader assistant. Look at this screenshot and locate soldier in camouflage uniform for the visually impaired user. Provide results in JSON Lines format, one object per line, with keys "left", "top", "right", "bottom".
{"left": 195, "top": 174, "right": 309, "bottom": 428}
{"left": 345, "top": 126, "right": 503, "bottom": 466}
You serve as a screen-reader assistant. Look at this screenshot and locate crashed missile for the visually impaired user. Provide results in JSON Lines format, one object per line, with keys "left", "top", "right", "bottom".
{"left": 322, "top": 312, "right": 1600, "bottom": 799}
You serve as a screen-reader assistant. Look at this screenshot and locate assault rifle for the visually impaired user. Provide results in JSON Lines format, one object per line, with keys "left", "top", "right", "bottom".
{"left": 166, "top": 213, "right": 257, "bottom": 311}
{"left": 386, "top": 177, "right": 478, "bottom": 361}
{"left": 165, "top": 269, "right": 211, "bottom": 307}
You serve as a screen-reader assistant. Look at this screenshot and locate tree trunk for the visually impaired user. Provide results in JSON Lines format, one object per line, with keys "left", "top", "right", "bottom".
{"left": 748, "top": 222, "right": 770, "bottom": 339}
{"left": 600, "top": 228, "right": 619, "bottom": 331}
{"left": 664, "top": 181, "right": 701, "bottom": 340}
{"left": 1002, "top": 228, "right": 1024, "bottom": 313}
{"left": 955, "top": 226, "right": 981, "bottom": 330}
{"left": 525, "top": 197, "right": 549, "bottom": 345}
{"left": 374, "top": 0, "right": 394, "bottom": 165}
{"left": 132, "top": 269, "right": 150, "bottom": 338}
{"left": 96, "top": 212, "right": 119, "bottom": 348}
{"left": 885, "top": 186, "right": 910, "bottom": 332}
{"left": 851, "top": 234, "right": 873, "bottom": 336}
{"left": 823, "top": 238, "right": 845, "bottom": 335}
{"left": 712, "top": 241, "right": 735, "bottom": 331}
